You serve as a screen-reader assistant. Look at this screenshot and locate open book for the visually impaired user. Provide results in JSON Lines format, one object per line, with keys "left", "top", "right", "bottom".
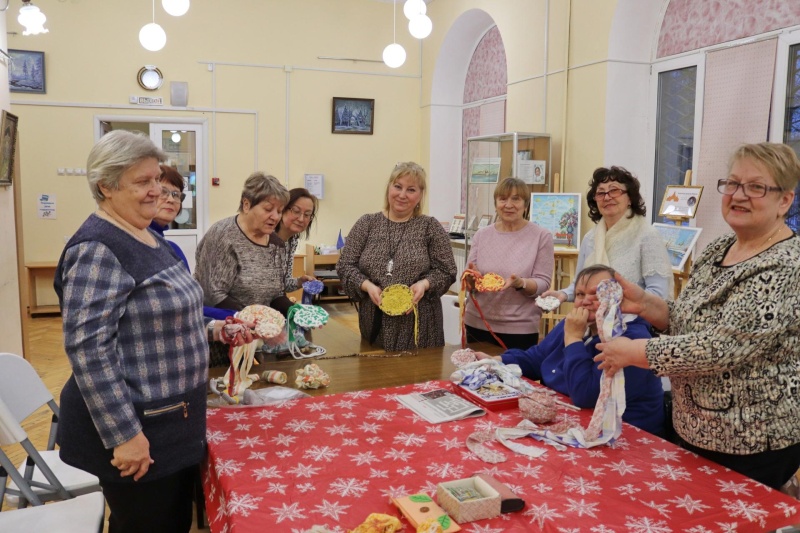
{"left": 397, "top": 388, "right": 485, "bottom": 424}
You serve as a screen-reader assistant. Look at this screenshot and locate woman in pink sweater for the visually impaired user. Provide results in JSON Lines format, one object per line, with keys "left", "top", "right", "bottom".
{"left": 464, "top": 178, "right": 554, "bottom": 349}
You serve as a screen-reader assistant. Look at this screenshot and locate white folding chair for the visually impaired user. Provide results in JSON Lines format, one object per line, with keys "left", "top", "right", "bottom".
{"left": 0, "top": 491, "right": 105, "bottom": 532}
{"left": 0, "top": 352, "right": 100, "bottom": 509}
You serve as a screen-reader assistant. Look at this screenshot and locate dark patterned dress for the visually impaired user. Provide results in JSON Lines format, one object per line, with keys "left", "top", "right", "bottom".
{"left": 337, "top": 213, "right": 457, "bottom": 351}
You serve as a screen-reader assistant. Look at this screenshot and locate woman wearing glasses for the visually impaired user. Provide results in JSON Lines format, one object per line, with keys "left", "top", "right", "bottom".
{"left": 543, "top": 166, "right": 672, "bottom": 305}
{"left": 275, "top": 188, "right": 318, "bottom": 293}
{"left": 596, "top": 143, "right": 800, "bottom": 494}
{"left": 149, "top": 165, "right": 189, "bottom": 267}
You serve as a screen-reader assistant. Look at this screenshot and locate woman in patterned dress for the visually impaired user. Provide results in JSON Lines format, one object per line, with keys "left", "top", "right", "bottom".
{"left": 337, "top": 162, "right": 457, "bottom": 351}
{"left": 596, "top": 143, "right": 800, "bottom": 493}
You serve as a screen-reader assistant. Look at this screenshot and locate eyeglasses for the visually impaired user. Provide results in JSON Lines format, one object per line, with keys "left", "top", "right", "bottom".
{"left": 594, "top": 188, "right": 627, "bottom": 200}
{"left": 717, "top": 179, "right": 783, "bottom": 198}
{"left": 160, "top": 187, "right": 186, "bottom": 202}
{"left": 289, "top": 206, "right": 314, "bottom": 220}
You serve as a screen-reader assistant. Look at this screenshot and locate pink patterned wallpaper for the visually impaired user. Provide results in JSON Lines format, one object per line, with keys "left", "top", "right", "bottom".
{"left": 658, "top": 0, "right": 800, "bottom": 58}
{"left": 463, "top": 26, "right": 508, "bottom": 103}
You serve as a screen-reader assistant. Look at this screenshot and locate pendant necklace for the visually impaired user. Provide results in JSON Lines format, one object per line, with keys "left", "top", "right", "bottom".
{"left": 385, "top": 214, "right": 409, "bottom": 277}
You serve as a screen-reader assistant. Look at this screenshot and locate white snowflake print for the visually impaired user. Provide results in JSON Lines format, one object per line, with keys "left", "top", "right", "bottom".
{"left": 384, "top": 448, "right": 414, "bottom": 461}
{"left": 511, "top": 463, "right": 542, "bottom": 478}
{"left": 313, "top": 499, "right": 351, "bottom": 522}
{"left": 525, "top": 502, "right": 564, "bottom": 528}
{"left": 438, "top": 437, "right": 462, "bottom": 450}
{"left": 369, "top": 469, "right": 388, "bottom": 478}
{"left": 426, "top": 462, "right": 464, "bottom": 479}
{"left": 341, "top": 438, "right": 359, "bottom": 446}
{"left": 285, "top": 419, "right": 317, "bottom": 433}
{"left": 465, "top": 524, "right": 505, "bottom": 533}
{"left": 587, "top": 465, "right": 606, "bottom": 477}
{"left": 636, "top": 435, "right": 655, "bottom": 445}
{"left": 349, "top": 450, "right": 380, "bottom": 466}
{"left": 721, "top": 498, "right": 768, "bottom": 527}
{"left": 214, "top": 492, "right": 227, "bottom": 522}
{"left": 341, "top": 412, "right": 358, "bottom": 419}
{"left": 425, "top": 425, "right": 443, "bottom": 434}
{"left": 651, "top": 464, "right": 691, "bottom": 481}
{"left": 716, "top": 479, "right": 753, "bottom": 496}
{"left": 413, "top": 381, "right": 442, "bottom": 392}
{"left": 366, "top": 436, "right": 383, "bottom": 445}
{"left": 357, "top": 421, "right": 382, "bottom": 434}
{"left": 306, "top": 402, "right": 328, "bottom": 413}
{"left": 207, "top": 429, "right": 228, "bottom": 445}
{"left": 586, "top": 449, "right": 607, "bottom": 458}
{"left": 343, "top": 390, "right": 374, "bottom": 401}
{"left": 329, "top": 477, "right": 369, "bottom": 497}
{"left": 562, "top": 451, "right": 581, "bottom": 465}
{"left": 398, "top": 465, "right": 416, "bottom": 476}
{"left": 287, "top": 463, "right": 321, "bottom": 478}
{"left": 223, "top": 411, "right": 249, "bottom": 422}
{"left": 644, "top": 481, "right": 668, "bottom": 492}
{"left": 393, "top": 432, "right": 427, "bottom": 447}
{"left": 564, "top": 498, "right": 599, "bottom": 518}
{"left": 326, "top": 424, "right": 352, "bottom": 436}
{"left": 624, "top": 515, "right": 671, "bottom": 533}
{"left": 473, "top": 419, "right": 499, "bottom": 433}
{"left": 215, "top": 459, "right": 244, "bottom": 477}
{"left": 685, "top": 527, "right": 713, "bottom": 533}
{"left": 334, "top": 399, "right": 357, "bottom": 410}
{"left": 563, "top": 476, "right": 602, "bottom": 495}
{"left": 274, "top": 399, "right": 301, "bottom": 409}
{"left": 590, "top": 525, "right": 617, "bottom": 533}
{"left": 609, "top": 437, "right": 631, "bottom": 450}
{"left": 275, "top": 450, "right": 293, "bottom": 459}
{"left": 236, "top": 435, "right": 263, "bottom": 449}
{"left": 319, "top": 413, "right": 335, "bottom": 421}
{"left": 609, "top": 460, "right": 642, "bottom": 476}
{"left": 271, "top": 433, "right": 298, "bottom": 446}
{"left": 248, "top": 451, "right": 267, "bottom": 461}
{"left": 266, "top": 482, "right": 288, "bottom": 495}
{"left": 617, "top": 484, "right": 640, "bottom": 496}
{"left": 234, "top": 423, "right": 251, "bottom": 432}
{"left": 777, "top": 500, "right": 799, "bottom": 518}
{"left": 640, "top": 500, "right": 671, "bottom": 518}
{"left": 697, "top": 465, "right": 718, "bottom": 476}
{"left": 651, "top": 448, "right": 680, "bottom": 462}
{"left": 506, "top": 483, "right": 527, "bottom": 496}
{"left": 303, "top": 445, "right": 340, "bottom": 462}
{"left": 668, "top": 494, "right": 710, "bottom": 514}
{"left": 258, "top": 423, "right": 274, "bottom": 431}
{"left": 381, "top": 485, "right": 411, "bottom": 499}
{"left": 270, "top": 501, "right": 307, "bottom": 523}
{"left": 556, "top": 528, "right": 579, "bottom": 533}
{"left": 478, "top": 466, "right": 509, "bottom": 479}
{"left": 296, "top": 482, "right": 315, "bottom": 493}
{"left": 530, "top": 482, "right": 553, "bottom": 493}
{"left": 366, "top": 409, "right": 395, "bottom": 421}
{"left": 255, "top": 409, "right": 279, "bottom": 420}
{"left": 226, "top": 491, "right": 262, "bottom": 517}
{"left": 252, "top": 465, "right": 281, "bottom": 481}
{"left": 713, "top": 522, "right": 738, "bottom": 532}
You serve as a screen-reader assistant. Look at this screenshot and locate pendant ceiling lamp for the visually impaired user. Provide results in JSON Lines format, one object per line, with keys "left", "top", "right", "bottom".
{"left": 408, "top": 13, "right": 432, "bottom": 39}
{"left": 139, "top": 0, "right": 166, "bottom": 51}
{"left": 18, "top": 0, "right": 48, "bottom": 36}
{"left": 382, "top": 0, "right": 406, "bottom": 69}
{"left": 402, "top": 0, "right": 426, "bottom": 20}
{"left": 162, "top": 0, "right": 190, "bottom": 17}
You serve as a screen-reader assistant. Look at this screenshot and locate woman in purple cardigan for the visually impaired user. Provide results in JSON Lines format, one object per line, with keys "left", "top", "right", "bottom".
{"left": 464, "top": 178, "right": 554, "bottom": 349}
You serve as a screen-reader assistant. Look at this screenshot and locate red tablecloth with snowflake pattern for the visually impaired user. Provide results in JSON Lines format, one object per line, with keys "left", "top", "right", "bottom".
{"left": 203, "top": 380, "right": 800, "bottom": 532}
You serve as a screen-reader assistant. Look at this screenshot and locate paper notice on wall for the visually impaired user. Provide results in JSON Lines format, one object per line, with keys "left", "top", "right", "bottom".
{"left": 37, "top": 193, "right": 56, "bottom": 219}
{"left": 304, "top": 174, "right": 324, "bottom": 199}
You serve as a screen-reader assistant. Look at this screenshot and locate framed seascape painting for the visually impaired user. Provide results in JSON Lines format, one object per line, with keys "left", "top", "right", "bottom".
{"left": 9, "top": 49, "right": 45, "bottom": 94}
{"left": 653, "top": 223, "right": 703, "bottom": 271}
{"left": 332, "top": 97, "right": 374, "bottom": 134}
{"left": 0, "top": 111, "right": 19, "bottom": 186}
{"left": 530, "top": 193, "right": 581, "bottom": 250}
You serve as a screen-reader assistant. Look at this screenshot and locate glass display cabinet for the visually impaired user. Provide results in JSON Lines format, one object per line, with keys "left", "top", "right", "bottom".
{"left": 465, "top": 132, "right": 551, "bottom": 248}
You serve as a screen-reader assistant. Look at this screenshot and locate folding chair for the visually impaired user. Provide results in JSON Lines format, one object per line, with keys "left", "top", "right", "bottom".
{"left": 0, "top": 491, "right": 105, "bottom": 532}
{"left": 0, "top": 352, "right": 100, "bottom": 509}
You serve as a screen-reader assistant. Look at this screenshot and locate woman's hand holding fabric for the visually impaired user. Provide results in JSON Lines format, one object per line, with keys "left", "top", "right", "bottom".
{"left": 410, "top": 279, "right": 430, "bottom": 304}
{"left": 594, "top": 337, "right": 650, "bottom": 375}
{"left": 542, "top": 289, "right": 567, "bottom": 304}
{"left": 474, "top": 351, "right": 501, "bottom": 361}
{"left": 298, "top": 274, "right": 316, "bottom": 284}
{"left": 111, "top": 431, "right": 153, "bottom": 481}
{"left": 362, "top": 280, "right": 383, "bottom": 307}
{"left": 564, "top": 307, "right": 589, "bottom": 345}
{"left": 614, "top": 272, "right": 670, "bottom": 330}
{"left": 464, "top": 262, "right": 480, "bottom": 291}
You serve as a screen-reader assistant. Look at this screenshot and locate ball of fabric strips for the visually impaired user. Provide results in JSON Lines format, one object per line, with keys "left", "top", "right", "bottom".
{"left": 450, "top": 348, "right": 477, "bottom": 367}
{"left": 380, "top": 284, "right": 414, "bottom": 316}
{"left": 475, "top": 272, "right": 505, "bottom": 292}
{"left": 295, "top": 363, "right": 330, "bottom": 389}
{"left": 535, "top": 295, "right": 561, "bottom": 312}
{"left": 292, "top": 304, "right": 329, "bottom": 329}
{"left": 302, "top": 279, "right": 325, "bottom": 295}
{"left": 519, "top": 390, "right": 557, "bottom": 424}
{"left": 236, "top": 304, "right": 285, "bottom": 339}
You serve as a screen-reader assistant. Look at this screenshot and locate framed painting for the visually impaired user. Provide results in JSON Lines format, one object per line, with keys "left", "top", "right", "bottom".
{"left": 9, "top": 49, "right": 46, "bottom": 94}
{"left": 653, "top": 223, "right": 703, "bottom": 271}
{"left": 332, "top": 97, "right": 374, "bottom": 134}
{"left": 659, "top": 185, "right": 703, "bottom": 218}
{"left": 0, "top": 111, "right": 19, "bottom": 186}
{"left": 529, "top": 193, "right": 582, "bottom": 250}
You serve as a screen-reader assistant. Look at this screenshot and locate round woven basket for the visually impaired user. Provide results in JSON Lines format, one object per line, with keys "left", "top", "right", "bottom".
{"left": 379, "top": 284, "right": 414, "bottom": 316}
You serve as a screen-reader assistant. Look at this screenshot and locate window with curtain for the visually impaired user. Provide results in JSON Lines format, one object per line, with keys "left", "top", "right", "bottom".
{"left": 782, "top": 43, "right": 800, "bottom": 231}
{"left": 653, "top": 66, "right": 697, "bottom": 224}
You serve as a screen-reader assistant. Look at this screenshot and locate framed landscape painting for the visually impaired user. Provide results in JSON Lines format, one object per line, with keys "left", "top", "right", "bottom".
{"left": 332, "top": 97, "right": 374, "bottom": 134}
{"left": 9, "top": 49, "right": 45, "bottom": 94}
{"left": 530, "top": 193, "right": 581, "bottom": 250}
{"left": 0, "top": 111, "right": 19, "bottom": 186}
{"left": 653, "top": 223, "right": 703, "bottom": 271}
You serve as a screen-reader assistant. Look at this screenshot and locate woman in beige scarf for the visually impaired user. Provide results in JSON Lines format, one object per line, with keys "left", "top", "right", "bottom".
{"left": 544, "top": 166, "right": 673, "bottom": 305}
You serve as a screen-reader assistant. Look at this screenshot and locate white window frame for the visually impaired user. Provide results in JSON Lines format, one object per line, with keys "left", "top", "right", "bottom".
{"left": 769, "top": 28, "right": 800, "bottom": 143}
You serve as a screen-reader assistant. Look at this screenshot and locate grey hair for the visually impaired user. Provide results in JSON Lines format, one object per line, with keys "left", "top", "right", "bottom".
{"left": 87, "top": 130, "right": 166, "bottom": 202}
{"left": 238, "top": 172, "right": 290, "bottom": 212}
{"left": 574, "top": 264, "right": 617, "bottom": 288}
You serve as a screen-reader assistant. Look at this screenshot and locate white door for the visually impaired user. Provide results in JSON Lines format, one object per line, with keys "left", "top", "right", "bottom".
{"left": 150, "top": 123, "right": 207, "bottom": 272}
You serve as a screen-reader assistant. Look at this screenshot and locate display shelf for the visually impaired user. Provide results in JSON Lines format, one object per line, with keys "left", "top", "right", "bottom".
{"left": 305, "top": 244, "right": 349, "bottom": 302}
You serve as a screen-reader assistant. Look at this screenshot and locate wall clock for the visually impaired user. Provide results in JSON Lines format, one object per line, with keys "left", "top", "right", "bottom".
{"left": 137, "top": 65, "right": 163, "bottom": 91}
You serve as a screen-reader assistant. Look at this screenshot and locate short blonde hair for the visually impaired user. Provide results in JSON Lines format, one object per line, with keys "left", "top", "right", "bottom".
{"left": 383, "top": 162, "right": 427, "bottom": 215}
{"left": 729, "top": 143, "right": 800, "bottom": 192}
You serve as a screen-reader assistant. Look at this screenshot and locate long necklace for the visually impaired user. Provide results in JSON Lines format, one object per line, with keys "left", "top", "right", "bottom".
{"left": 96, "top": 208, "right": 155, "bottom": 247}
{"left": 385, "top": 214, "right": 410, "bottom": 277}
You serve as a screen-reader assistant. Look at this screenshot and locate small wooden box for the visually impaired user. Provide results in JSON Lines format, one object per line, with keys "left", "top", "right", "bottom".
{"left": 436, "top": 477, "right": 501, "bottom": 523}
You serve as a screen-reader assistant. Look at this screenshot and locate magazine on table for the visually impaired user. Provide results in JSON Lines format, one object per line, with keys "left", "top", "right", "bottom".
{"left": 396, "top": 388, "right": 485, "bottom": 424}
